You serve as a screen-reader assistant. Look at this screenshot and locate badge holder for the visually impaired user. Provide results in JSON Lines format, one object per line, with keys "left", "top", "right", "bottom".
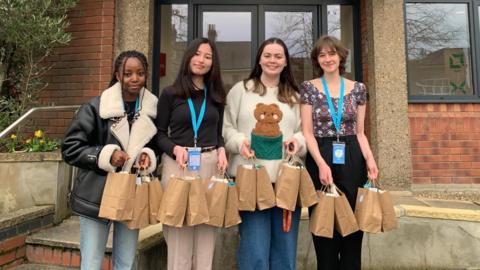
{"left": 332, "top": 135, "right": 345, "bottom": 165}
{"left": 187, "top": 146, "right": 202, "bottom": 171}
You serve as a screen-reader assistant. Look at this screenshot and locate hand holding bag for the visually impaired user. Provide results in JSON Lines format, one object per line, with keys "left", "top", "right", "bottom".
{"left": 309, "top": 186, "right": 335, "bottom": 238}
{"left": 275, "top": 155, "right": 302, "bottom": 211}
{"left": 98, "top": 169, "right": 136, "bottom": 221}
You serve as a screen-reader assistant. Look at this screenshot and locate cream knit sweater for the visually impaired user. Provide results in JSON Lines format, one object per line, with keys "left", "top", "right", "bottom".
{"left": 223, "top": 80, "right": 306, "bottom": 182}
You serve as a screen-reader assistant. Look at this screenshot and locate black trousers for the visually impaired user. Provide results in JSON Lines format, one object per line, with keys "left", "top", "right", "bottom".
{"left": 306, "top": 135, "right": 367, "bottom": 270}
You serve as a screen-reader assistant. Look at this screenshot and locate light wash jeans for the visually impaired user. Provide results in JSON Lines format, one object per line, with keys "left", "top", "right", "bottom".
{"left": 237, "top": 207, "right": 301, "bottom": 270}
{"left": 79, "top": 216, "right": 139, "bottom": 270}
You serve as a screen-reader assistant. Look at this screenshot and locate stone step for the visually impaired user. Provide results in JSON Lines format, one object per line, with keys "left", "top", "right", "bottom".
{"left": 12, "top": 263, "right": 77, "bottom": 269}
{"left": 25, "top": 216, "right": 166, "bottom": 270}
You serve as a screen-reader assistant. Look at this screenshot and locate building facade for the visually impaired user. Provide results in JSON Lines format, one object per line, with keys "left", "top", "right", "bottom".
{"left": 42, "top": 0, "right": 480, "bottom": 191}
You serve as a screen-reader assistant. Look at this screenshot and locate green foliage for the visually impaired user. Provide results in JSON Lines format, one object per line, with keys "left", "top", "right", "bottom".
{"left": 0, "top": 0, "right": 77, "bottom": 129}
{"left": 0, "top": 129, "right": 59, "bottom": 152}
{"left": 0, "top": 96, "right": 22, "bottom": 131}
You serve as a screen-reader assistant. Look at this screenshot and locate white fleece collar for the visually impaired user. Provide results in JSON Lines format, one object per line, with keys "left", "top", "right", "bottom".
{"left": 99, "top": 82, "right": 157, "bottom": 119}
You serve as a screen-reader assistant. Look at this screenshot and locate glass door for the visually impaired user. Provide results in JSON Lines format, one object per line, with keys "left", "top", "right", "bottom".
{"left": 198, "top": 5, "right": 257, "bottom": 90}
{"left": 261, "top": 6, "right": 318, "bottom": 83}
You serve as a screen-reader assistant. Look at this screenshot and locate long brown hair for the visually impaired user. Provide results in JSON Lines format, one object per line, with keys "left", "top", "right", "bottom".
{"left": 243, "top": 38, "right": 299, "bottom": 107}
{"left": 172, "top": 37, "right": 226, "bottom": 105}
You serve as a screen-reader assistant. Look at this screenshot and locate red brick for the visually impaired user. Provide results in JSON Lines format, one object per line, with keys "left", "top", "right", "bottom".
{"left": 0, "top": 250, "right": 16, "bottom": 265}
{"left": 42, "top": 247, "right": 53, "bottom": 264}
{"left": 15, "top": 247, "right": 26, "bottom": 259}
{"left": 431, "top": 177, "right": 452, "bottom": 184}
{"left": 452, "top": 177, "right": 473, "bottom": 184}
{"left": 61, "top": 250, "right": 71, "bottom": 266}
{"left": 71, "top": 251, "right": 81, "bottom": 267}
{"left": 2, "top": 258, "right": 24, "bottom": 269}
{"left": 30, "top": 246, "right": 44, "bottom": 264}
{"left": 26, "top": 245, "right": 34, "bottom": 260}
{"left": 0, "top": 235, "right": 26, "bottom": 253}
{"left": 412, "top": 177, "right": 431, "bottom": 184}
{"left": 51, "top": 248, "right": 63, "bottom": 265}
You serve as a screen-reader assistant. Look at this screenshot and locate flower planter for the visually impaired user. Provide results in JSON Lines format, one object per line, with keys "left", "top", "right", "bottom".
{"left": 0, "top": 151, "right": 73, "bottom": 223}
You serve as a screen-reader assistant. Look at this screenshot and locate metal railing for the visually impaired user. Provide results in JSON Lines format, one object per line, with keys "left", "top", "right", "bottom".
{"left": 0, "top": 105, "right": 80, "bottom": 140}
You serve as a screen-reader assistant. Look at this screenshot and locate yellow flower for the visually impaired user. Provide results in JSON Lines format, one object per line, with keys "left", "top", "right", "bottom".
{"left": 40, "top": 140, "right": 45, "bottom": 145}
{"left": 34, "top": 130, "right": 44, "bottom": 138}
{"left": 10, "top": 134, "right": 17, "bottom": 140}
{"left": 26, "top": 139, "right": 31, "bottom": 144}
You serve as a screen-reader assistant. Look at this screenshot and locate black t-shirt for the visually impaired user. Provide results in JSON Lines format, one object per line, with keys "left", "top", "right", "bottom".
{"left": 155, "top": 86, "right": 225, "bottom": 158}
{"left": 124, "top": 100, "right": 136, "bottom": 124}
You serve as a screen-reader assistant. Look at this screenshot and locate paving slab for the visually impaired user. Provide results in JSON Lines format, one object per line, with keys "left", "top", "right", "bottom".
{"left": 418, "top": 198, "right": 480, "bottom": 210}
{"left": 0, "top": 206, "right": 54, "bottom": 230}
{"left": 400, "top": 204, "right": 480, "bottom": 222}
{"left": 12, "top": 264, "right": 77, "bottom": 270}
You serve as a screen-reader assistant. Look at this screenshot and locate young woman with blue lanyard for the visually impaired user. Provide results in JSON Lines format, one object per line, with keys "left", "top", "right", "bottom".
{"left": 156, "top": 37, "right": 227, "bottom": 270}
{"left": 300, "top": 35, "right": 379, "bottom": 270}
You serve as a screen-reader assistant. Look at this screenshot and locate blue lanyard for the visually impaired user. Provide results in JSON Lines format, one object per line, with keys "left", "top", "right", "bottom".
{"left": 134, "top": 97, "right": 139, "bottom": 112}
{"left": 321, "top": 77, "right": 344, "bottom": 138}
{"left": 187, "top": 87, "right": 207, "bottom": 147}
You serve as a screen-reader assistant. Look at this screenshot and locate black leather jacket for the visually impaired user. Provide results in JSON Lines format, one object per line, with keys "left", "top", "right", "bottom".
{"left": 62, "top": 97, "right": 118, "bottom": 221}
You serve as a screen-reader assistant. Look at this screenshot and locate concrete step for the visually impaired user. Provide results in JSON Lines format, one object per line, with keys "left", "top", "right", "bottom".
{"left": 25, "top": 216, "right": 166, "bottom": 270}
{"left": 12, "top": 263, "right": 77, "bottom": 269}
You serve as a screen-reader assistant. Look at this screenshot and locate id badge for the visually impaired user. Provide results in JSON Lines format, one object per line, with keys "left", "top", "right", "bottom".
{"left": 332, "top": 142, "right": 346, "bottom": 164}
{"left": 187, "top": 147, "right": 202, "bottom": 171}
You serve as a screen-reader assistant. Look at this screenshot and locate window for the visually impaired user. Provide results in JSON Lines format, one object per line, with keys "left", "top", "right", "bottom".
{"left": 405, "top": 1, "right": 480, "bottom": 102}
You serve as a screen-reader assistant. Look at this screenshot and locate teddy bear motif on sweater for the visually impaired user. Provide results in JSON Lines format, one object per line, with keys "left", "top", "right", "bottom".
{"left": 252, "top": 103, "right": 283, "bottom": 137}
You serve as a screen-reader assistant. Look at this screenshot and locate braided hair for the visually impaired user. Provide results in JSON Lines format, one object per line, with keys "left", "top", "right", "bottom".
{"left": 108, "top": 50, "right": 149, "bottom": 88}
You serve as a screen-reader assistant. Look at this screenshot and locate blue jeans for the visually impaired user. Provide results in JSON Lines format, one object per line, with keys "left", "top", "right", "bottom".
{"left": 79, "top": 216, "right": 139, "bottom": 270}
{"left": 237, "top": 207, "right": 301, "bottom": 270}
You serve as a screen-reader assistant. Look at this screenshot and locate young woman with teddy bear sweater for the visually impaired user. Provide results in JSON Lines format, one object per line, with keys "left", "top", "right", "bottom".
{"left": 223, "top": 38, "right": 306, "bottom": 270}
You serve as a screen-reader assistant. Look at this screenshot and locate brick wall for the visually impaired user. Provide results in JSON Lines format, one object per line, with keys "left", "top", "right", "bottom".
{"left": 0, "top": 235, "right": 27, "bottom": 269}
{"left": 36, "top": 0, "right": 115, "bottom": 138}
{"left": 409, "top": 104, "right": 480, "bottom": 185}
{"left": 26, "top": 245, "right": 112, "bottom": 269}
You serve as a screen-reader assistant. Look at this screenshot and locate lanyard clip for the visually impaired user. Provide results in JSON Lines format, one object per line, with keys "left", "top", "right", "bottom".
{"left": 336, "top": 134, "right": 340, "bottom": 142}
{"left": 194, "top": 137, "right": 197, "bottom": 148}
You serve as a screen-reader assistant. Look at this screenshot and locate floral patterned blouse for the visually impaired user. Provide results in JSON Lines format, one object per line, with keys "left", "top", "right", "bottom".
{"left": 300, "top": 80, "right": 367, "bottom": 137}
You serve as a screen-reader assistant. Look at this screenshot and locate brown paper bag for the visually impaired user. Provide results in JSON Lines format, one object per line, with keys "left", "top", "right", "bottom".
{"left": 236, "top": 164, "right": 257, "bottom": 211}
{"left": 354, "top": 186, "right": 382, "bottom": 233}
{"left": 204, "top": 176, "right": 229, "bottom": 227}
{"left": 379, "top": 190, "right": 397, "bottom": 232}
{"left": 298, "top": 168, "right": 319, "bottom": 208}
{"left": 98, "top": 172, "right": 136, "bottom": 221}
{"left": 333, "top": 185, "right": 359, "bottom": 237}
{"left": 224, "top": 181, "right": 242, "bottom": 228}
{"left": 275, "top": 163, "right": 301, "bottom": 211}
{"left": 148, "top": 177, "right": 163, "bottom": 225}
{"left": 256, "top": 165, "right": 276, "bottom": 210}
{"left": 126, "top": 183, "right": 150, "bottom": 229}
{"left": 157, "top": 176, "right": 190, "bottom": 227}
{"left": 186, "top": 178, "right": 210, "bottom": 226}
{"left": 309, "top": 190, "right": 335, "bottom": 238}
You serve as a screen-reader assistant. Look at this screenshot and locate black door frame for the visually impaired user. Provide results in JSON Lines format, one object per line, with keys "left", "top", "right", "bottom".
{"left": 153, "top": 0, "right": 360, "bottom": 95}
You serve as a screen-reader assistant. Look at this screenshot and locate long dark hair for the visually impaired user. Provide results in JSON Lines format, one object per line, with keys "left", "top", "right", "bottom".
{"left": 311, "top": 35, "right": 348, "bottom": 77}
{"left": 172, "top": 37, "right": 226, "bottom": 105}
{"left": 109, "top": 50, "right": 149, "bottom": 88}
{"left": 244, "top": 37, "right": 299, "bottom": 107}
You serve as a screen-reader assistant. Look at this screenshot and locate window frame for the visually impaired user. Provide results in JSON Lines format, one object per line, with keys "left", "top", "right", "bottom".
{"left": 405, "top": 0, "right": 480, "bottom": 103}
{"left": 153, "top": 0, "right": 359, "bottom": 95}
